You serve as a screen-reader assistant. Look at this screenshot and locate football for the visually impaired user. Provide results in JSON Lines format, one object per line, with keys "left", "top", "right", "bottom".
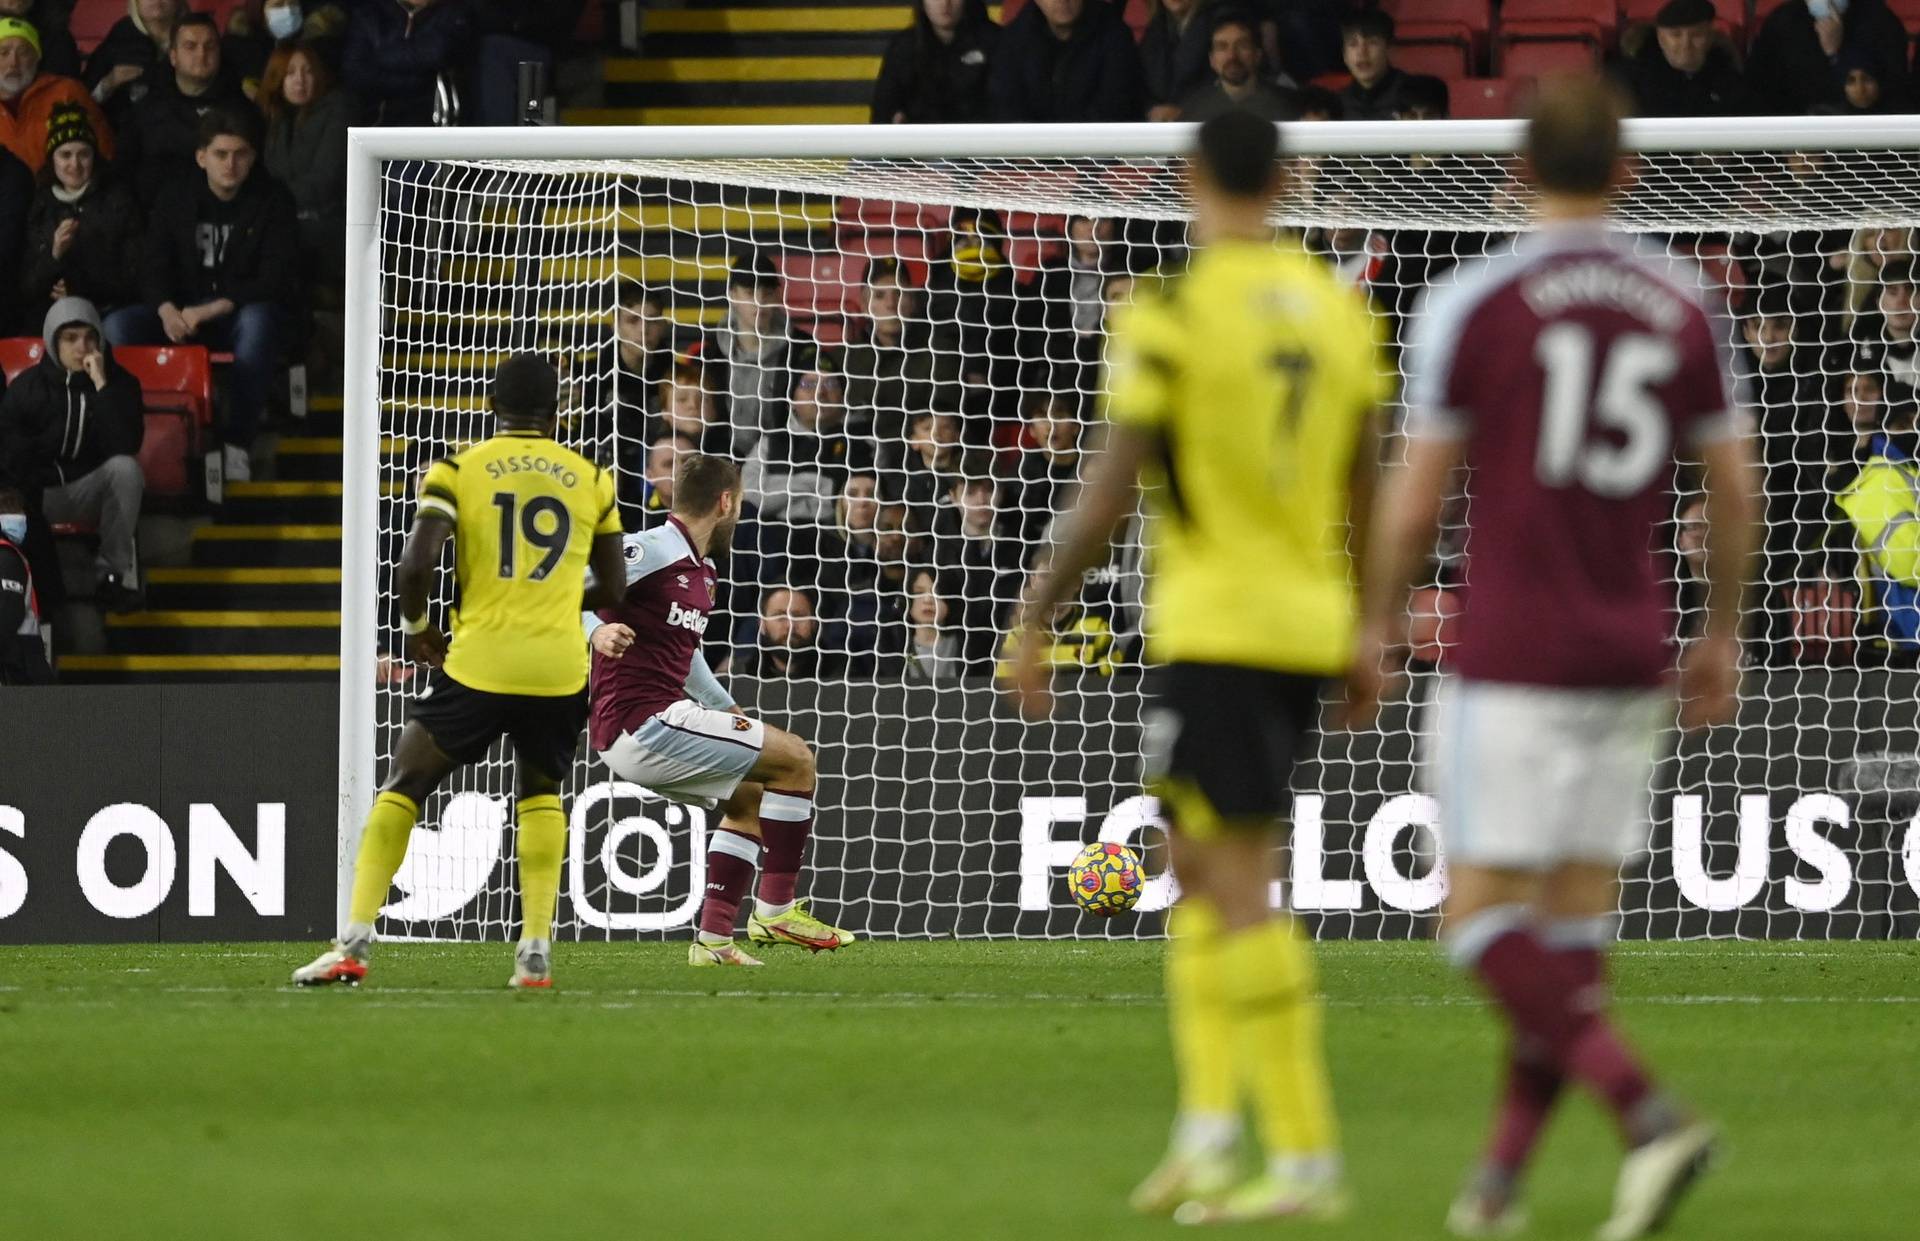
{"left": 1067, "top": 841, "right": 1146, "bottom": 916}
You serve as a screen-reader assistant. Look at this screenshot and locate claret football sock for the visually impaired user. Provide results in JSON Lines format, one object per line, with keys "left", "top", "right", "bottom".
{"left": 1219, "top": 917, "right": 1339, "bottom": 1162}
{"left": 756, "top": 788, "right": 814, "bottom": 913}
{"left": 347, "top": 791, "right": 421, "bottom": 927}
{"left": 1165, "top": 900, "right": 1238, "bottom": 1149}
{"left": 699, "top": 829, "right": 761, "bottom": 941}
{"left": 515, "top": 794, "right": 566, "bottom": 943}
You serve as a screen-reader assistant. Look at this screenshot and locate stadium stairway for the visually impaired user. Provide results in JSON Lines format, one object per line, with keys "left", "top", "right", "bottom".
{"left": 569, "top": 0, "right": 1003, "bottom": 127}
{"left": 57, "top": 398, "right": 348, "bottom": 684}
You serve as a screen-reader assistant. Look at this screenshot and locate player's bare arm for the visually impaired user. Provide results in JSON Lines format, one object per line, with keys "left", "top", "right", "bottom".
{"left": 1346, "top": 433, "right": 1461, "bottom": 728}
{"left": 1678, "top": 432, "right": 1761, "bottom": 731}
{"left": 396, "top": 510, "right": 456, "bottom": 668}
{"left": 1007, "top": 423, "right": 1152, "bottom": 720}
{"left": 586, "top": 530, "right": 626, "bottom": 612}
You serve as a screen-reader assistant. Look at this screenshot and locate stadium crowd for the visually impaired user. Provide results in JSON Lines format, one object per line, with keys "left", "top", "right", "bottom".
{"left": 5, "top": 0, "right": 1920, "bottom": 684}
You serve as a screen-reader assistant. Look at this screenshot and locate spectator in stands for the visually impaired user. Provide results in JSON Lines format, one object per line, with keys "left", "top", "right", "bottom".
{"left": 990, "top": 0, "right": 1144, "bottom": 123}
{"left": 18, "top": 105, "right": 141, "bottom": 323}
{"left": 932, "top": 472, "right": 1017, "bottom": 669}
{"left": 1141, "top": 0, "right": 1216, "bottom": 120}
{"left": 1837, "top": 368, "right": 1887, "bottom": 463}
{"left": 791, "top": 469, "right": 881, "bottom": 596}
{"left": 654, "top": 353, "right": 731, "bottom": 457}
{"left": 108, "top": 107, "right": 296, "bottom": 482}
{"left": 0, "top": 142, "right": 27, "bottom": 331}
{"left": 1175, "top": 9, "right": 1298, "bottom": 122}
{"left": 118, "top": 15, "right": 255, "bottom": 204}
{"left": 880, "top": 566, "right": 963, "bottom": 682}
{"left": 1854, "top": 262, "right": 1920, "bottom": 395}
{"left": 86, "top": 0, "right": 183, "bottom": 113}
{"left": 717, "top": 247, "right": 790, "bottom": 456}
{"left": 622, "top": 429, "right": 693, "bottom": 529}
{"left": 1743, "top": 285, "right": 1832, "bottom": 628}
{"left": 842, "top": 259, "right": 957, "bottom": 442}
{"left": 924, "top": 205, "right": 1018, "bottom": 420}
{"left": 1021, "top": 216, "right": 1122, "bottom": 377}
{"left": 0, "top": 485, "right": 53, "bottom": 682}
{"left": 1390, "top": 72, "right": 1448, "bottom": 120}
{"left": 1002, "top": 389, "right": 1082, "bottom": 549}
{"left": 731, "top": 586, "right": 830, "bottom": 679}
{"left": 261, "top": 42, "right": 349, "bottom": 290}
{"left": 1834, "top": 401, "right": 1920, "bottom": 655}
{"left": 1838, "top": 48, "right": 1890, "bottom": 113}
{"left": 1295, "top": 83, "right": 1341, "bottom": 120}
{"left": 565, "top": 282, "right": 673, "bottom": 454}
{"left": 344, "top": 0, "right": 470, "bottom": 126}
{"left": 1618, "top": 0, "right": 1754, "bottom": 118}
{"left": 224, "top": 0, "right": 350, "bottom": 96}
{"left": 0, "top": 295, "right": 144, "bottom": 609}
{"left": 466, "top": 0, "right": 584, "bottom": 126}
{"left": 1, "top": 16, "right": 113, "bottom": 172}
{"left": 1747, "top": 0, "right": 1910, "bottom": 115}
{"left": 0, "top": 0, "right": 76, "bottom": 78}
{"left": 872, "top": 0, "right": 997, "bottom": 124}
{"left": 1335, "top": 9, "right": 1442, "bottom": 122}
{"left": 742, "top": 344, "right": 870, "bottom": 526}
{"left": 885, "top": 408, "right": 965, "bottom": 528}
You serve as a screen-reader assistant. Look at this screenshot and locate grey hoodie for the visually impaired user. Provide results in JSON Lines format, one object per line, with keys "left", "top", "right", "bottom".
{"left": 0, "top": 296, "right": 143, "bottom": 491}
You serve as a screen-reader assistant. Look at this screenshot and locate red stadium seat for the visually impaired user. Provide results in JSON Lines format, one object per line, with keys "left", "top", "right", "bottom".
{"left": 1385, "top": 0, "right": 1494, "bottom": 67}
{"left": 0, "top": 336, "right": 44, "bottom": 381}
{"left": 775, "top": 252, "right": 868, "bottom": 333}
{"left": 838, "top": 198, "right": 953, "bottom": 237}
{"left": 1886, "top": 0, "right": 1920, "bottom": 34}
{"left": 115, "top": 345, "right": 215, "bottom": 500}
{"left": 1499, "top": 0, "right": 1618, "bottom": 42}
{"left": 1446, "top": 76, "right": 1531, "bottom": 118}
{"left": 1394, "top": 38, "right": 1474, "bottom": 78}
{"left": 67, "top": 0, "right": 125, "bottom": 55}
{"left": 1500, "top": 36, "right": 1603, "bottom": 77}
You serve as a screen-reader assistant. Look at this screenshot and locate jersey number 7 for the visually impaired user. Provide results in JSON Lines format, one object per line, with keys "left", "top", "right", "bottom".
{"left": 491, "top": 492, "right": 573, "bottom": 580}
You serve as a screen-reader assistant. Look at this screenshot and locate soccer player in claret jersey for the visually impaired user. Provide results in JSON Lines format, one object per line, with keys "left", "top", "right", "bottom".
{"left": 584, "top": 453, "right": 855, "bottom": 966}
{"left": 1012, "top": 110, "right": 1388, "bottom": 1223}
{"left": 294, "top": 354, "right": 628, "bottom": 990}
{"left": 1350, "top": 76, "right": 1761, "bottom": 1240}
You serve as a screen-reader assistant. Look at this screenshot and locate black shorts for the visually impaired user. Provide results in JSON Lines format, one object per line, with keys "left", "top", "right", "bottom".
{"left": 408, "top": 671, "right": 588, "bottom": 784}
{"left": 1141, "top": 661, "right": 1325, "bottom": 838}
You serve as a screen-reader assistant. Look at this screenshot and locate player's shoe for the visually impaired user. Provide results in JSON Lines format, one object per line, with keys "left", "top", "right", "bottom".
{"left": 1172, "top": 1172, "right": 1350, "bottom": 1226}
{"left": 688, "top": 939, "right": 764, "bottom": 967}
{"left": 1595, "top": 1121, "right": 1719, "bottom": 1241}
{"left": 745, "top": 899, "right": 856, "bottom": 952}
{"left": 1447, "top": 1189, "right": 1529, "bottom": 1238}
{"left": 291, "top": 926, "right": 373, "bottom": 987}
{"left": 509, "top": 939, "right": 553, "bottom": 990}
{"left": 1128, "top": 1149, "right": 1241, "bottom": 1216}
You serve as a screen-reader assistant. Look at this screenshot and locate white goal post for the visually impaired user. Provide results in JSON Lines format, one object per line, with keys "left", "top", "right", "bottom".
{"left": 341, "top": 117, "right": 1920, "bottom": 942}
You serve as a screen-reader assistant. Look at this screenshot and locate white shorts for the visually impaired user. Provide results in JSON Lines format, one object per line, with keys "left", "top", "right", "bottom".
{"left": 1423, "top": 678, "right": 1667, "bottom": 871}
{"left": 598, "top": 699, "right": 765, "bottom": 809}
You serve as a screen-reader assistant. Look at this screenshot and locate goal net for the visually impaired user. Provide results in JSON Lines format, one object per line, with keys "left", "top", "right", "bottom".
{"left": 342, "top": 119, "right": 1920, "bottom": 943}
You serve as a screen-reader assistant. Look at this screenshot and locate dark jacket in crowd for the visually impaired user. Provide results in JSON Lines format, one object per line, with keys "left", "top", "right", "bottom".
{"left": 344, "top": 0, "right": 473, "bottom": 125}
{"left": 116, "top": 73, "right": 258, "bottom": 205}
{"left": 870, "top": 0, "right": 999, "bottom": 124}
{"left": 17, "top": 170, "right": 144, "bottom": 318}
{"left": 1619, "top": 38, "right": 1755, "bottom": 116}
{"left": 931, "top": 509, "right": 1019, "bottom": 670}
{"left": 1746, "top": 0, "right": 1911, "bottom": 114}
{"left": 15, "top": 0, "right": 82, "bottom": 77}
{"left": 0, "top": 148, "right": 30, "bottom": 333}
{"left": 0, "top": 532, "right": 55, "bottom": 685}
{"left": 466, "top": 0, "right": 586, "bottom": 45}
{"left": 84, "top": 10, "right": 166, "bottom": 92}
{"left": 1179, "top": 79, "right": 1301, "bottom": 122}
{"left": 1338, "top": 66, "right": 1439, "bottom": 121}
{"left": 990, "top": 0, "right": 1145, "bottom": 122}
{"left": 0, "top": 297, "right": 143, "bottom": 502}
{"left": 141, "top": 171, "right": 301, "bottom": 312}
{"left": 1139, "top": 0, "right": 1215, "bottom": 109}
{"left": 264, "top": 87, "right": 352, "bottom": 283}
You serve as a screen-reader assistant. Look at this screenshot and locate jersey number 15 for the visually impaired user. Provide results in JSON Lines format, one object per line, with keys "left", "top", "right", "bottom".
{"left": 491, "top": 492, "right": 572, "bottom": 580}
{"left": 1534, "top": 324, "right": 1678, "bottom": 497}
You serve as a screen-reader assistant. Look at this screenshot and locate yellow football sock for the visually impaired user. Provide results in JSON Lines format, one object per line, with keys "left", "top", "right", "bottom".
{"left": 1220, "top": 917, "right": 1339, "bottom": 1160}
{"left": 515, "top": 794, "right": 566, "bottom": 942}
{"left": 347, "top": 791, "right": 420, "bottom": 926}
{"left": 1166, "top": 899, "right": 1238, "bottom": 1122}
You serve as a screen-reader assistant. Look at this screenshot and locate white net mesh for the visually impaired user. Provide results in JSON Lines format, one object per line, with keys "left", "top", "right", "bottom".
{"left": 363, "top": 133, "right": 1920, "bottom": 941}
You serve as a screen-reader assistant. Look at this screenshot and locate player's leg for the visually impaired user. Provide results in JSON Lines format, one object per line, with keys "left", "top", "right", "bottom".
{"left": 499, "top": 687, "right": 592, "bottom": 988}
{"left": 690, "top": 780, "right": 769, "bottom": 966}
{"left": 741, "top": 725, "right": 856, "bottom": 951}
{"left": 292, "top": 719, "right": 458, "bottom": 986}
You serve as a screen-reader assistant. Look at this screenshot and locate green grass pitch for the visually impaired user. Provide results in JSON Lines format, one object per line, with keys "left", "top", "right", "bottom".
{"left": 2, "top": 940, "right": 1915, "bottom": 1240}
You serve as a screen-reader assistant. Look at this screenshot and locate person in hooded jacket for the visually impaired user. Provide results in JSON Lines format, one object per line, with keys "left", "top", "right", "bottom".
{"left": 1747, "top": 0, "right": 1911, "bottom": 115}
{"left": 871, "top": 0, "right": 997, "bottom": 124}
{"left": 990, "top": 0, "right": 1144, "bottom": 123}
{"left": 0, "top": 295, "right": 144, "bottom": 608}
{"left": 18, "top": 103, "right": 142, "bottom": 325}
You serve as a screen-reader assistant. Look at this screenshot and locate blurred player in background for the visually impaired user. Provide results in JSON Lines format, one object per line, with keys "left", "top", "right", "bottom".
{"left": 1349, "top": 76, "right": 1759, "bottom": 1240}
{"left": 1011, "top": 110, "right": 1388, "bottom": 1222}
{"left": 585, "top": 453, "right": 856, "bottom": 967}
{"left": 294, "top": 354, "right": 627, "bottom": 990}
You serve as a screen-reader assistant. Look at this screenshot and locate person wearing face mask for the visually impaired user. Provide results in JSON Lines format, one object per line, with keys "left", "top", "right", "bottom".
{"left": 224, "top": 0, "right": 344, "bottom": 95}
{"left": 19, "top": 104, "right": 143, "bottom": 323}
{"left": 0, "top": 487, "right": 55, "bottom": 683}
{"left": 0, "top": 296, "right": 145, "bottom": 610}
{"left": 1747, "top": 0, "right": 1911, "bottom": 115}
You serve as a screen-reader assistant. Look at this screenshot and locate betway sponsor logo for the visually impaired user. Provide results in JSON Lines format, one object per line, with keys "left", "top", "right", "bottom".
{"left": 665, "top": 601, "right": 709, "bottom": 635}
{"left": 1019, "top": 792, "right": 1920, "bottom": 914}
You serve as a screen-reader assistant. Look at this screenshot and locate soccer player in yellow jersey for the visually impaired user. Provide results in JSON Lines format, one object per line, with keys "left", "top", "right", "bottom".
{"left": 1010, "top": 111, "right": 1387, "bottom": 1223}
{"left": 294, "top": 354, "right": 627, "bottom": 990}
